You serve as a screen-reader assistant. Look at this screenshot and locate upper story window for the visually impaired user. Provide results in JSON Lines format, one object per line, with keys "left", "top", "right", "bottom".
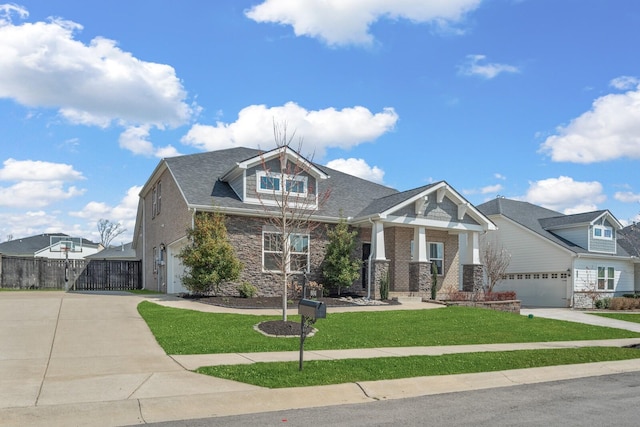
{"left": 152, "top": 181, "right": 162, "bottom": 218}
{"left": 593, "top": 225, "right": 613, "bottom": 240}
{"left": 257, "top": 171, "right": 307, "bottom": 196}
{"left": 259, "top": 174, "right": 280, "bottom": 191}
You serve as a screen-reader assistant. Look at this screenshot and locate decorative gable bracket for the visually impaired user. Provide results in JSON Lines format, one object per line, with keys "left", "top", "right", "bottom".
{"left": 458, "top": 202, "right": 469, "bottom": 220}
{"left": 436, "top": 186, "right": 447, "bottom": 203}
{"left": 415, "top": 196, "right": 428, "bottom": 215}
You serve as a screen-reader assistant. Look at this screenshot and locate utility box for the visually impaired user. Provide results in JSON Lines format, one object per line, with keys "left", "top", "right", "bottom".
{"left": 298, "top": 299, "right": 326, "bottom": 320}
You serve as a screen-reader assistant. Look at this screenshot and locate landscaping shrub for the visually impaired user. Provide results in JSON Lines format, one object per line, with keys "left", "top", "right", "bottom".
{"left": 609, "top": 297, "right": 640, "bottom": 310}
{"left": 379, "top": 273, "right": 389, "bottom": 300}
{"left": 594, "top": 298, "right": 611, "bottom": 309}
{"left": 237, "top": 282, "right": 257, "bottom": 298}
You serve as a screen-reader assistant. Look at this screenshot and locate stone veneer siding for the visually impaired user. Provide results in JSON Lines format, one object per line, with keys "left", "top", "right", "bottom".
{"left": 462, "top": 264, "right": 484, "bottom": 293}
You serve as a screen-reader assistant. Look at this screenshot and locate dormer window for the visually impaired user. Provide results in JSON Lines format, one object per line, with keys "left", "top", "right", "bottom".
{"left": 257, "top": 171, "right": 307, "bottom": 196}
{"left": 593, "top": 225, "right": 613, "bottom": 240}
{"left": 259, "top": 173, "right": 280, "bottom": 191}
{"left": 286, "top": 177, "right": 307, "bottom": 194}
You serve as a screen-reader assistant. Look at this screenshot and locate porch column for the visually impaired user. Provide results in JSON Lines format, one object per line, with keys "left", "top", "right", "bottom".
{"left": 410, "top": 226, "right": 431, "bottom": 294}
{"left": 372, "top": 220, "right": 386, "bottom": 260}
{"left": 461, "top": 231, "right": 484, "bottom": 293}
{"left": 412, "top": 227, "right": 428, "bottom": 262}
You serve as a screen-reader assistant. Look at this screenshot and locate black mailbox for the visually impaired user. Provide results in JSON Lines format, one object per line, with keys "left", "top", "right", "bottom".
{"left": 298, "top": 299, "right": 326, "bottom": 319}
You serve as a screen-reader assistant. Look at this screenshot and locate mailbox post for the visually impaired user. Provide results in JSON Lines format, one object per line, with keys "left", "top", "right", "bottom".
{"left": 298, "top": 299, "right": 326, "bottom": 371}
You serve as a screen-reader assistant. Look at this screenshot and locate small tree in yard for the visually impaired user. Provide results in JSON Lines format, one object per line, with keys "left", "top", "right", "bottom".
{"left": 481, "top": 239, "right": 511, "bottom": 295}
{"left": 323, "top": 214, "right": 361, "bottom": 296}
{"left": 178, "top": 211, "right": 242, "bottom": 295}
{"left": 257, "top": 121, "right": 331, "bottom": 321}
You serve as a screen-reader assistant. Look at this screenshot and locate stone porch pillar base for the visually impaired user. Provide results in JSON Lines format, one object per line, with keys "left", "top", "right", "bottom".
{"left": 371, "top": 259, "right": 390, "bottom": 300}
{"left": 409, "top": 261, "right": 432, "bottom": 297}
{"left": 462, "top": 264, "right": 484, "bottom": 293}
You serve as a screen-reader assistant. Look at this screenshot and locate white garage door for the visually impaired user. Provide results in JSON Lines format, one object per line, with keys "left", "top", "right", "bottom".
{"left": 494, "top": 274, "right": 569, "bottom": 308}
{"left": 167, "top": 240, "right": 189, "bottom": 294}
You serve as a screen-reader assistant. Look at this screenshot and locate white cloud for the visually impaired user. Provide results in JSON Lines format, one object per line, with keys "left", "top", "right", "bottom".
{"left": 325, "top": 158, "right": 385, "bottom": 184}
{"left": 0, "top": 180, "right": 85, "bottom": 208}
{"left": 610, "top": 76, "right": 640, "bottom": 90}
{"left": 459, "top": 54, "right": 520, "bottom": 79}
{"left": 462, "top": 183, "right": 503, "bottom": 196}
{"left": 539, "top": 82, "right": 640, "bottom": 163}
{"left": 181, "top": 102, "right": 398, "bottom": 158}
{"left": 0, "top": 159, "right": 86, "bottom": 208}
{"left": 118, "top": 126, "right": 182, "bottom": 158}
{"left": 521, "top": 176, "right": 606, "bottom": 214}
{"left": 0, "top": 7, "right": 195, "bottom": 129}
{"left": 0, "top": 210, "right": 67, "bottom": 241}
{"left": 70, "top": 185, "right": 142, "bottom": 242}
{"left": 0, "top": 158, "right": 84, "bottom": 181}
{"left": 614, "top": 191, "right": 640, "bottom": 203}
{"left": 245, "top": 0, "right": 481, "bottom": 46}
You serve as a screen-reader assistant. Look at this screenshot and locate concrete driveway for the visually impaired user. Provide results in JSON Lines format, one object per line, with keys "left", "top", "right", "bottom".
{"left": 520, "top": 308, "right": 640, "bottom": 333}
{"left": 0, "top": 291, "right": 261, "bottom": 426}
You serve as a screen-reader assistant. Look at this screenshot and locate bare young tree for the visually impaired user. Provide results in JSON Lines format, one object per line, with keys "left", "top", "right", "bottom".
{"left": 97, "top": 219, "right": 126, "bottom": 247}
{"left": 258, "top": 122, "right": 331, "bottom": 321}
{"left": 481, "top": 239, "right": 511, "bottom": 295}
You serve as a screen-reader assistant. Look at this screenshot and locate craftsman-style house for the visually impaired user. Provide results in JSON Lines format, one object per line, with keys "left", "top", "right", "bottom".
{"left": 133, "top": 146, "right": 496, "bottom": 299}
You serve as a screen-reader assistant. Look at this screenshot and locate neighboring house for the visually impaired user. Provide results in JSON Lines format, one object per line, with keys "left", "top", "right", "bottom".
{"left": 619, "top": 223, "right": 640, "bottom": 293}
{"left": 85, "top": 242, "right": 138, "bottom": 260}
{"left": 477, "top": 198, "right": 637, "bottom": 308}
{"left": 0, "top": 233, "right": 102, "bottom": 260}
{"left": 133, "top": 146, "right": 496, "bottom": 298}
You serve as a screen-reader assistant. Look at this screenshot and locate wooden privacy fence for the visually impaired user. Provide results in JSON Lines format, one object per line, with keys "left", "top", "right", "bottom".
{"left": 0, "top": 255, "right": 141, "bottom": 291}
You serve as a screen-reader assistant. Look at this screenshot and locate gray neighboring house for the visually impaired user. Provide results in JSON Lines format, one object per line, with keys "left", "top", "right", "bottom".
{"left": 133, "top": 146, "right": 496, "bottom": 298}
{"left": 85, "top": 242, "right": 138, "bottom": 260}
{"left": 619, "top": 223, "right": 640, "bottom": 293}
{"left": 0, "top": 233, "right": 101, "bottom": 260}
{"left": 477, "top": 198, "right": 637, "bottom": 308}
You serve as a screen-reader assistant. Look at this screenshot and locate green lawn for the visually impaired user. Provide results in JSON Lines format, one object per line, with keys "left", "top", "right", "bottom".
{"left": 137, "top": 301, "right": 640, "bottom": 355}
{"left": 592, "top": 312, "right": 640, "bottom": 324}
{"left": 197, "top": 347, "right": 640, "bottom": 388}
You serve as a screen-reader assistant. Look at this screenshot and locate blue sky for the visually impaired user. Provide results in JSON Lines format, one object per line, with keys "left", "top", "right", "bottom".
{"left": 1, "top": 0, "right": 639, "bottom": 245}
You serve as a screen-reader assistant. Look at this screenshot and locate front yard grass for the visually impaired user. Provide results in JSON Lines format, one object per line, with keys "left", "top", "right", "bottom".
{"left": 137, "top": 301, "right": 640, "bottom": 355}
{"left": 197, "top": 347, "right": 640, "bottom": 388}
{"left": 591, "top": 312, "right": 640, "bottom": 324}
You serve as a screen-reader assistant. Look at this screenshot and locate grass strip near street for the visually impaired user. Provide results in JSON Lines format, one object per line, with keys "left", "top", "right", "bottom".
{"left": 137, "top": 301, "right": 640, "bottom": 355}
{"left": 591, "top": 312, "right": 640, "bottom": 324}
{"left": 196, "top": 347, "right": 640, "bottom": 388}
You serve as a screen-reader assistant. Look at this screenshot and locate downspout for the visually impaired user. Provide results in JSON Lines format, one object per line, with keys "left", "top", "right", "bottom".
{"left": 367, "top": 218, "right": 375, "bottom": 300}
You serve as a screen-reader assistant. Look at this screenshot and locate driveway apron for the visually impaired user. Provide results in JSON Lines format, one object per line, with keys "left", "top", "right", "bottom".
{"left": 0, "top": 292, "right": 257, "bottom": 411}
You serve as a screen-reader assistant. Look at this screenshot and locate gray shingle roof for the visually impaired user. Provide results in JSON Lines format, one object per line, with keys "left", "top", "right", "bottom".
{"left": 477, "top": 198, "right": 629, "bottom": 256}
{"left": 0, "top": 233, "right": 98, "bottom": 257}
{"left": 619, "top": 224, "right": 640, "bottom": 257}
{"left": 164, "top": 147, "right": 399, "bottom": 219}
{"left": 85, "top": 242, "right": 138, "bottom": 260}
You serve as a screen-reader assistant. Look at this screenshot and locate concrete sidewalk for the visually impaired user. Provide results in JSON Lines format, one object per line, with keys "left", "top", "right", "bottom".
{"left": 1, "top": 292, "right": 640, "bottom": 427}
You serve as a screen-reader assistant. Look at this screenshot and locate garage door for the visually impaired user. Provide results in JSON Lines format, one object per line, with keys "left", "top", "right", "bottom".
{"left": 494, "top": 274, "right": 569, "bottom": 308}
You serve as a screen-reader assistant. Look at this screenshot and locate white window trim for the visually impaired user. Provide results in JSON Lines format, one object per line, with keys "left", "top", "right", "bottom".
{"left": 262, "top": 231, "right": 310, "bottom": 273}
{"left": 597, "top": 266, "right": 615, "bottom": 291}
{"left": 428, "top": 241, "right": 444, "bottom": 275}
{"left": 593, "top": 225, "right": 613, "bottom": 240}
{"left": 256, "top": 170, "right": 308, "bottom": 197}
